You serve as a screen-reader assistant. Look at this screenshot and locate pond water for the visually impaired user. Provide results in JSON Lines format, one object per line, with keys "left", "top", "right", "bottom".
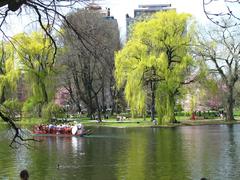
{"left": 1, "top": 125, "right": 240, "bottom": 180}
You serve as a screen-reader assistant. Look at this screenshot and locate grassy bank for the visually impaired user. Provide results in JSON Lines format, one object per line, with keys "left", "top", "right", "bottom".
{"left": 80, "top": 117, "right": 240, "bottom": 128}
{"left": 1, "top": 116, "right": 240, "bottom": 128}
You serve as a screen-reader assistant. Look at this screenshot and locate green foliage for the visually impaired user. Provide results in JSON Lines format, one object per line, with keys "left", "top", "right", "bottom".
{"left": 175, "top": 103, "right": 183, "bottom": 112}
{"left": 41, "top": 102, "right": 64, "bottom": 119}
{"left": 234, "top": 110, "right": 240, "bottom": 116}
{"left": 19, "top": 117, "right": 48, "bottom": 125}
{"left": 14, "top": 31, "right": 56, "bottom": 101}
{"left": 0, "top": 43, "right": 20, "bottom": 100}
{"left": 201, "top": 111, "right": 219, "bottom": 119}
{"left": 115, "top": 11, "right": 195, "bottom": 124}
{"left": 11, "top": 31, "right": 57, "bottom": 117}
{"left": 3, "top": 99, "right": 22, "bottom": 119}
{"left": 175, "top": 111, "right": 190, "bottom": 117}
{"left": 22, "top": 97, "right": 41, "bottom": 117}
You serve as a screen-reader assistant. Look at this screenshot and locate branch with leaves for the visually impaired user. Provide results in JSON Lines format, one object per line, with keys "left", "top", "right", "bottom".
{"left": 0, "top": 0, "right": 94, "bottom": 146}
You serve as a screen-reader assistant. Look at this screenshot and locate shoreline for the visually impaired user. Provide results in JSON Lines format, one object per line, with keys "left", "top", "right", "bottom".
{"left": 1, "top": 118, "right": 240, "bottom": 129}
{"left": 83, "top": 119, "right": 240, "bottom": 128}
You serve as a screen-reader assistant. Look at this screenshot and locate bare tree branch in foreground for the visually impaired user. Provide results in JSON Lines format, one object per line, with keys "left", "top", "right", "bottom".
{"left": 203, "top": 0, "right": 240, "bottom": 28}
{"left": 0, "top": 0, "right": 93, "bottom": 146}
{"left": 0, "top": 106, "right": 37, "bottom": 148}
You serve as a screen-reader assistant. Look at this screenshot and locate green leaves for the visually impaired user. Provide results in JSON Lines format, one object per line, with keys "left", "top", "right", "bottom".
{"left": 0, "top": 43, "right": 20, "bottom": 99}
{"left": 10, "top": 31, "right": 57, "bottom": 116}
{"left": 115, "top": 11, "right": 195, "bottom": 123}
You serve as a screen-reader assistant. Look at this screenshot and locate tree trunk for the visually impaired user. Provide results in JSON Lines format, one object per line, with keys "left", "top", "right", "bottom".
{"left": 67, "top": 85, "right": 81, "bottom": 114}
{"left": 87, "top": 105, "right": 95, "bottom": 118}
{"left": 101, "top": 83, "right": 106, "bottom": 115}
{"left": 85, "top": 80, "right": 97, "bottom": 118}
{"left": 150, "top": 81, "right": 156, "bottom": 121}
{"left": 111, "top": 102, "right": 115, "bottom": 116}
{"left": 109, "top": 78, "right": 117, "bottom": 116}
{"left": 40, "top": 80, "right": 48, "bottom": 103}
{"left": 168, "top": 94, "right": 177, "bottom": 123}
{"left": 76, "top": 103, "right": 81, "bottom": 114}
{"left": 0, "top": 86, "right": 5, "bottom": 103}
{"left": 37, "top": 104, "right": 42, "bottom": 118}
{"left": 225, "top": 86, "right": 235, "bottom": 121}
{"left": 95, "top": 95, "right": 102, "bottom": 122}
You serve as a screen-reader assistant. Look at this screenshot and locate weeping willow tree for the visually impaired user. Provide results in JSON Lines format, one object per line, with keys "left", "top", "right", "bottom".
{"left": 115, "top": 11, "right": 196, "bottom": 124}
{"left": 0, "top": 42, "right": 20, "bottom": 102}
{"left": 0, "top": 0, "right": 93, "bottom": 146}
{"left": 12, "top": 31, "right": 56, "bottom": 117}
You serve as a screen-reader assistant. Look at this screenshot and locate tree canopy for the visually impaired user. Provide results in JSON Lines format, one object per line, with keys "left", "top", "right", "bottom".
{"left": 0, "top": 0, "right": 90, "bottom": 146}
{"left": 12, "top": 31, "right": 57, "bottom": 117}
{"left": 115, "top": 11, "right": 196, "bottom": 124}
{"left": 58, "top": 9, "right": 120, "bottom": 120}
{"left": 195, "top": 24, "right": 240, "bottom": 121}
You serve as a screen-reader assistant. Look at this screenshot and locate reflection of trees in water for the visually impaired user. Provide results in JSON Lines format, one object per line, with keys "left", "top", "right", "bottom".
{"left": 219, "top": 125, "right": 240, "bottom": 179}
{"left": 3, "top": 127, "right": 240, "bottom": 179}
{"left": 116, "top": 128, "right": 189, "bottom": 179}
{"left": 0, "top": 137, "right": 16, "bottom": 178}
{"left": 71, "top": 136, "right": 84, "bottom": 154}
{"left": 116, "top": 130, "right": 148, "bottom": 180}
{"left": 25, "top": 136, "right": 86, "bottom": 179}
{"left": 107, "top": 129, "right": 179, "bottom": 179}
{"left": 179, "top": 125, "right": 240, "bottom": 179}
{"left": 15, "top": 145, "right": 29, "bottom": 175}
{"left": 153, "top": 128, "right": 189, "bottom": 179}
{"left": 34, "top": 136, "right": 85, "bottom": 155}
{"left": 180, "top": 126, "right": 227, "bottom": 179}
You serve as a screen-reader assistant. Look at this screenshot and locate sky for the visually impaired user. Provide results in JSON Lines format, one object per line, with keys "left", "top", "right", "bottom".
{"left": 100, "top": 0, "right": 208, "bottom": 39}
{"left": 3, "top": 0, "right": 214, "bottom": 39}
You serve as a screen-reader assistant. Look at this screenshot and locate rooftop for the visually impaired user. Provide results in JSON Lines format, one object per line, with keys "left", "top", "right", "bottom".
{"left": 138, "top": 4, "right": 172, "bottom": 9}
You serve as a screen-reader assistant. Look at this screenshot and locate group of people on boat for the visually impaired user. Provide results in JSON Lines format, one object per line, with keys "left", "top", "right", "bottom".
{"left": 33, "top": 123, "right": 86, "bottom": 135}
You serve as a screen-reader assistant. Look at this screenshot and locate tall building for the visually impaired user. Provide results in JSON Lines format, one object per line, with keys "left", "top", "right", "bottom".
{"left": 126, "top": 4, "right": 175, "bottom": 40}
{"left": 134, "top": 4, "right": 173, "bottom": 17}
{"left": 85, "top": 1, "right": 118, "bottom": 29}
{"left": 85, "top": 2, "right": 114, "bottom": 19}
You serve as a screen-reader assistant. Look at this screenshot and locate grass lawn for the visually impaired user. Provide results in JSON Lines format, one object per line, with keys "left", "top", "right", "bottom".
{"left": 1, "top": 116, "right": 240, "bottom": 128}
{"left": 81, "top": 119, "right": 153, "bottom": 128}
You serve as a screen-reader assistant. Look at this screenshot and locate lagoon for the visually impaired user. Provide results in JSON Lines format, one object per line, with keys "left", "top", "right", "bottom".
{"left": 1, "top": 125, "right": 240, "bottom": 179}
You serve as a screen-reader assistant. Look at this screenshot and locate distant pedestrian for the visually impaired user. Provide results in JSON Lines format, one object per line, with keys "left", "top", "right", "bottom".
{"left": 153, "top": 119, "right": 158, "bottom": 125}
{"left": 20, "top": 169, "right": 29, "bottom": 180}
{"left": 220, "top": 113, "right": 223, "bottom": 119}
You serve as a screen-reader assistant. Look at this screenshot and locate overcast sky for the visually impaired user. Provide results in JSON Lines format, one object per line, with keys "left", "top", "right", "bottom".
{"left": 100, "top": 0, "right": 208, "bottom": 39}
{"left": 4, "top": 0, "right": 216, "bottom": 39}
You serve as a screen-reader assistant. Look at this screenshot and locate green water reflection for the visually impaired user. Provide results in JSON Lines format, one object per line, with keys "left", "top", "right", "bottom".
{"left": 1, "top": 125, "right": 240, "bottom": 179}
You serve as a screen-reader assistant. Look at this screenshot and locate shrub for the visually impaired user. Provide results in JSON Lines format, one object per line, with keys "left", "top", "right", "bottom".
{"left": 3, "top": 99, "right": 23, "bottom": 119}
{"left": 41, "top": 102, "right": 64, "bottom": 120}
{"left": 22, "top": 97, "right": 42, "bottom": 117}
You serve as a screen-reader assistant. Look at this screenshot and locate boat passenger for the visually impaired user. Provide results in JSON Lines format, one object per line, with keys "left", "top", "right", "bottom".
{"left": 39, "top": 124, "right": 43, "bottom": 131}
{"left": 77, "top": 124, "right": 85, "bottom": 135}
{"left": 77, "top": 124, "right": 83, "bottom": 130}
{"left": 49, "top": 124, "right": 55, "bottom": 134}
{"left": 56, "top": 125, "right": 61, "bottom": 134}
